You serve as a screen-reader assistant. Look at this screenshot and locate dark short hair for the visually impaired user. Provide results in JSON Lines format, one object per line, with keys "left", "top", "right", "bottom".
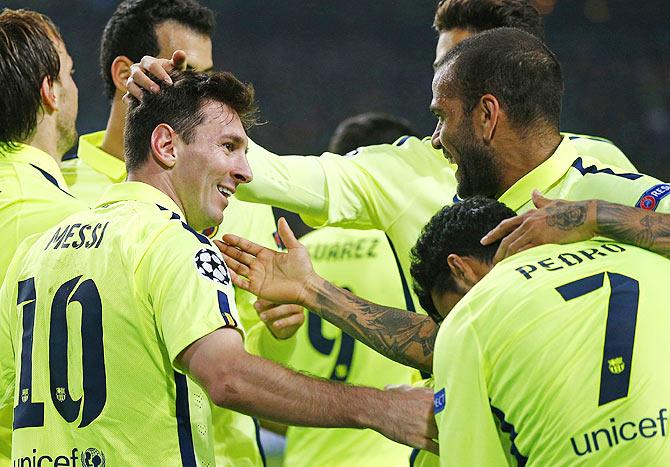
{"left": 0, "top": 9, "right": 63, "bottom": 153}
{"left": 433, "top": 0, "right": 545, "bottom": 41}
{"left": 438, "top": 27, "right": 563, "bottom": 131}
{"left": 125, "top": 70, "right": 258, "bottom": 171}
{"left": 100, "top": 0, "right": 215, "bottom": 100}
{"left": 328, "top": 112, "right": 421, "bottom": 154}
{"left": 410, "top": 196, "right": 515, "bottom": 321}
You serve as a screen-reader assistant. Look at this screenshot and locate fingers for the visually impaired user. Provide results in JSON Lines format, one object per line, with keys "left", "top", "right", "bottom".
{"left": 271, "top": 312, "right": 305, "bottom": 331}
{"left": 227, "top": 266, "right": 250, "bottom": 291}
{"left": 220, "top": 251, "right": 250, "bottom": 277}
{"left": 277, "top": 218, "right": 302, "bottom": 250}
{"left": 128, "top": 64, "right": 160, "bottom": 94}
{"left": 254, "top": 299, "right": 276, "bottom": 312}
{"left": 481, "top": 216, "right": 523, "bottom": 246}
{"left": 259, "top": 304, "right": 304, "bottom": 323}
{"left": 215, "top": 240, "right": 258, "bottom": 267}
{"left": 220, "top": 234, "right": 267, "bottom": 257}
{"left": 171, "top": 50, "right": 187, "bottom": 70}
{"left": 140, "top": 55, "right": 174, "bottom": 84}
{"left": 124, "top": 79, "right": 144, "bottom": 102}
{"left": 492, "top": 219, "right": 527, "bottom": 263}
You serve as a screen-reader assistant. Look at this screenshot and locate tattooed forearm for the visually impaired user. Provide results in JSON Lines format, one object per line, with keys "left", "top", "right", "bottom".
{"left": 546, "top": 201, "right": 589, "bottom": 231}
{"left": 307, "top": 279, "right": 438, "bottom": 373}
{"left": 596, "top": 201, "right": 670, "bottom": 258}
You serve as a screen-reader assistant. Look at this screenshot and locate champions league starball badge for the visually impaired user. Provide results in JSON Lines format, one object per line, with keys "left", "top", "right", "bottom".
{"left": 194, "top": 248, "right": 230, "bottom": 286}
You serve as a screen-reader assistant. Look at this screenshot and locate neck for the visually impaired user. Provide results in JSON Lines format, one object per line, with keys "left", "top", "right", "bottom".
{"left": 25, "top": 123, "right": 62, "bottom": 164}
{"left": 127, "top": 168, "right": 186, "bottom": 217}
{"left": 99, "top": 98, "right": 127, "bottom": 161}
{"left": 495, "top": 128, "right": 562, "bottom": 195}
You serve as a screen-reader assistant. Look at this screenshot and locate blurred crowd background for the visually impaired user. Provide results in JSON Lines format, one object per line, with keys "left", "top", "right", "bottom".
{"left": 6, "top": 0, "right": 670, "bottom": 179}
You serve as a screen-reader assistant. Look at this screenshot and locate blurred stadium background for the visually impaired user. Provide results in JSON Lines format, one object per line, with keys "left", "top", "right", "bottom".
{"left": 5, "top": 0, "right": 670, "bottom": 179}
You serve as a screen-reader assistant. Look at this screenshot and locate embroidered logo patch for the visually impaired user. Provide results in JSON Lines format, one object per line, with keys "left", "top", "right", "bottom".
{"left": 434, "top": 388, "right": 446, "bottom": 414}
{"left": 636, "top": 184, "right": 670, "bottom": 211}
{"left": 194, "top": 248, "right": 230, "bottom": 285}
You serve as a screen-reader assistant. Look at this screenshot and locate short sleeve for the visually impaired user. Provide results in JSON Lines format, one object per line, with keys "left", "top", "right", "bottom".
{"left": 137, "top": 226, "right": 242, "bottom": 369}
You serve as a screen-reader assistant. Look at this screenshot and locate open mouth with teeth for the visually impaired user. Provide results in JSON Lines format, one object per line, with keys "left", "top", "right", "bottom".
{"left": 217, "top": 185, "right": 234, "bottom": 198}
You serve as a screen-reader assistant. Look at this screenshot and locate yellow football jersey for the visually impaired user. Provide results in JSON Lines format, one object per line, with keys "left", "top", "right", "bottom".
{"left": 61, "top": 131, "right": 276, "bottom": 466}
{"left": 0, "top": 181, "right": 241, "bottom": 465}
{"left": 248, "top": 227, "right": 416, "bottom": 466}
{"left": 433, "top": 240, "right": 670, "bottom": 465}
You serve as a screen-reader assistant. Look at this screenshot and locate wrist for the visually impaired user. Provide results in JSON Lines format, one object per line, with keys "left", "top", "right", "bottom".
{"left": 297, "top": 271, "right": 323, "bottom": 308}
{"left": 586, "top": 199, "right": 600, "bottom": 237}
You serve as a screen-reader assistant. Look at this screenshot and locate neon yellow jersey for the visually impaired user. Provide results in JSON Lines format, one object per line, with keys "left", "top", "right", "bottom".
{"left": 433, "top": 240, "right": 670, "bottom": 465}
{"left": 61, "top": 131, "right": 275, "bottom": 466}
{"left": 0, "top": 143, "right": 86, "bottom": 282}
{"left": 240, "top": 134, "right": 637, "bottom": 320}
{"left": 0, "top": 181, "right": 243, "bottom": 465}
{"left": 249, "top": 227, "right": 416, "bottom": 466}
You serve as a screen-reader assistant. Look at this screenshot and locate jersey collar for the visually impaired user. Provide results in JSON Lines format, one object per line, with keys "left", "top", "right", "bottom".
{"left": 97, "top": 181, "right": 186, "bottom": 218}
{"left": 78, "top": 131, "right": 127, "bottom": 183}
{"left": 498, "top": 136, "right": 578, "bottom": 211}
{"left": 2, "top": 142, "right": 70, "bottom": 190}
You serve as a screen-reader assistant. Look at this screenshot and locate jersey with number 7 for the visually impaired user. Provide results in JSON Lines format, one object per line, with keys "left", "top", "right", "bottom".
{"left": 433, "top": 240, "right": 670, "bottom": 466}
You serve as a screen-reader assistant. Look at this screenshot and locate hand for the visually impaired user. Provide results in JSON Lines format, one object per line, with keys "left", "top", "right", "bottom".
{"left": 376, "top": 386, "right": 439, "bottom": 454}
{"left": 481, "top": 190, "right": 597, "bottom": 263}
{"left": 123, "top": 50, "right": 187, "bottom": 103}
{"left": 215, "top": 218, "right": 319, "bottom": 306}
{"left": 255, "top": 299, "right": 305, "bottom": 340}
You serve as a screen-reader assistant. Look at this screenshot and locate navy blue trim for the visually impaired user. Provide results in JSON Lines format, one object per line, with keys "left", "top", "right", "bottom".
{"left": 490, "top": 404, "right": 527, "bottom": 466}
{"left": 217, "top": 291, "right": 238, "bottom": 327}
{"left": 157, "top": 204, "right": 210, "bottom": 243}
{"left": 571, "top": 157, "right": 642, "bottom": 181}
{"left": 384, "top": 235, "right": 431, "bottom": 379}
{"left": 174, "top": 372, "right": 196, "bottom": 466}
{"left": 252, "top": 418, "right": 267, "bottom": 467}
{"left": 452, "top": 194, "right": 462, "bottom": 204}
{"left": 61, "top": 152, "right": 78, "bottom": 161}
{"left": 395, "top": 135, "right": 411, "bottom": 146}
{"left": 30, "top": 164, "right": 74, "bottom": 197}
{"left": 409, "top": 448, "right": 420, "bottom": 466}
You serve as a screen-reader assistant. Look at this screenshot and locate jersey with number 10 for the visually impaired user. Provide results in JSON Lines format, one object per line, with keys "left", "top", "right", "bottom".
{"left": 433, "top": 240, "right": 670, "bottom": 465}
{"left": 0, "top": 181, "right": 241, "bottom": 466}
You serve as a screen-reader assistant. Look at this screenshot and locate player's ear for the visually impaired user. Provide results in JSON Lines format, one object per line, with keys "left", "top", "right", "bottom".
{"left": 446, "top": 254, "right": 482, "bottom": 291}
{"left": 110, "top": 56, "right": 134, "bottom": 97}
{"left": 475, "top": 93, "right": 500, "bottom": 144}
{"left": 150, "top": 123, "right": 177, "bottom": 169}
{"left": 39, "top": 75, "right": 58, "bottom": 113}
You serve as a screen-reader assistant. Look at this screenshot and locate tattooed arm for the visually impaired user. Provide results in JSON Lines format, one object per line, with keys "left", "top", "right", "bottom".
{"left": 481, "top": 190, "right": 670, "bottom": 260}
{"left": 217, "top": 219, "right": 438, "bottom": 373}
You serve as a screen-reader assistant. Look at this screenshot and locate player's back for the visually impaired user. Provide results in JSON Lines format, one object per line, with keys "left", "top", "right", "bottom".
{"left": 440, "top": 240, "right": 670, "bottom": 465}
{"left": 0, "top": 193, "right": 226, "bottom": 465}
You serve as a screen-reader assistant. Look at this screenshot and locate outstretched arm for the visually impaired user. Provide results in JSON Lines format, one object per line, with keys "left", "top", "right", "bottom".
{"left": 181, "top": 327, "right": 437, "bottom": 453}
{"left": 481, "top": 190, "right": 670, "bottom": 260}
{"left": 216, "top": 218, "right": 438, "bottom": 373}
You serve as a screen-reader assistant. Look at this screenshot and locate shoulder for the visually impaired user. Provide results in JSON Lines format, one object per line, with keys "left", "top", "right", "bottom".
{"left": 563, "top": 132, "right": 636, "bottom": 171}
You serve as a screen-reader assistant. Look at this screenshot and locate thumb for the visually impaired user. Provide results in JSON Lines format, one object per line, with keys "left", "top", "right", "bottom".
{"left": 277, "top": 217, "right": 302, "bottom": 250}
{"left": 532, "top": 189, "right": 551, "bottom": 208}
{"left": 171, "top": 50, "right": 187, "bottom": 70}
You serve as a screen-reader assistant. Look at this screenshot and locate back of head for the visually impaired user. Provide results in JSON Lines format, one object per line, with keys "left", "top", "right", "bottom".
{"left": 328, "top": 112, "right": 420, "bottom": 154}
{"left": 437, "top": 27, "right": 563, "bottom": 131}
{"left": 100, "top": 0, "right": 215, "bottom": 100}
{"left": 124, "top": 70, "right": 257, "bottom": 171}
{"left": 0, "top": 8, "right": 62, "bottom": 153}
{"left": 410, "top": 196, "right": 515, "bottom": 320}
{"left": 433, "top": 0, "right": 545, "bottom": 41}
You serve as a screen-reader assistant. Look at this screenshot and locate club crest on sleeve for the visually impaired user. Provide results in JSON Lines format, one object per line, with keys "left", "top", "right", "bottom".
{"left": 636, "top": 184, "right": 670, "bottom": 211}
{"left": 194, "top": 248, "right": 230, "bottom": 285}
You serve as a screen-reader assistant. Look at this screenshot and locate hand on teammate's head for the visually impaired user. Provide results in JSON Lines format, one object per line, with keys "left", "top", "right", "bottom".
{"left": 123, "top": 50, "right": 187, "bottom": 103}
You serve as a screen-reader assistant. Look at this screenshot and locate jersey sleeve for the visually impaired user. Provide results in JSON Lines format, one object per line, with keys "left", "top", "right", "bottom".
{"left": 566, "top": 162, "right": 670, "bottom": 213}
{"left": 137, "top": 226, "right": 242, "bottom": 370}
{"left": 0, "top": 277, "right": 16, "bottom": 411}
{"left": 238, "top": 137, "right": 438, "bottom": 231}
{"left": 434, "top": 307, "right": 510, "bottom": 466}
